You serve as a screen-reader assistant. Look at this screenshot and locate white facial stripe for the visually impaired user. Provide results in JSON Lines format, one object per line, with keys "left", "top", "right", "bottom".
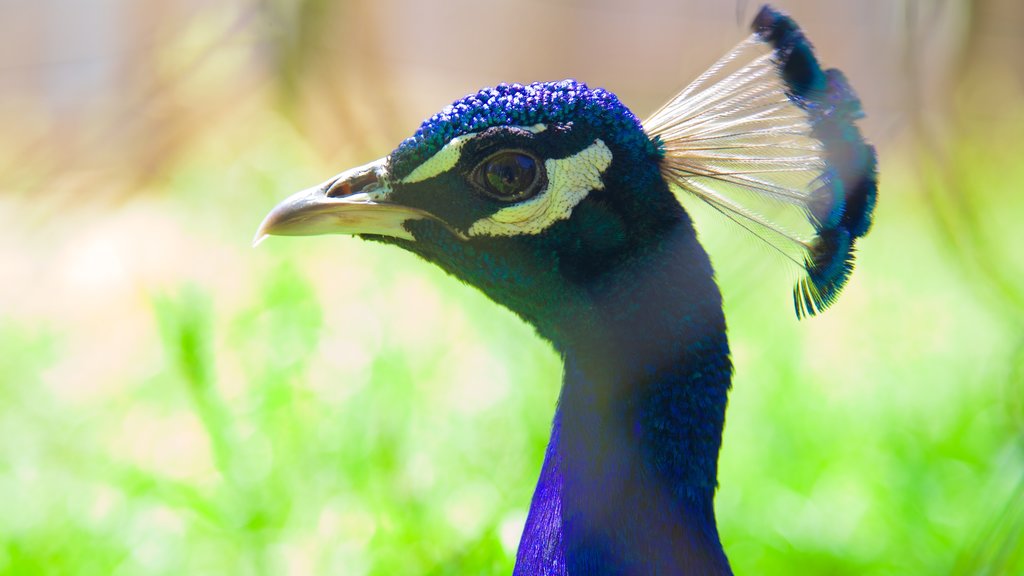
{"left": 468, "top": 139, "right": 613, "bottom": 238}
{"left": 399, "top": 124, "right": 550, "bottom": 185}
{"left": 401, "top": 132, "right": 476, "bottom": 184}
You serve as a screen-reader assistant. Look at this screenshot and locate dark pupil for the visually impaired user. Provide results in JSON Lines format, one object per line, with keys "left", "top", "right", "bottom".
{"left": 484, "top": 153, "right": 536, "bottom": 198}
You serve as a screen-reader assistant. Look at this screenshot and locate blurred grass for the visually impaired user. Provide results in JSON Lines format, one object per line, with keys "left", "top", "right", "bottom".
{"left": 1, "top": 1, "right": 1023, "bottom": 574}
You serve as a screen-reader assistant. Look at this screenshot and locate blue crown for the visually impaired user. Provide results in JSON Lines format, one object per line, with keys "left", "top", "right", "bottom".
{"left": 389, "top": 80, "right": 658, "bottom": 178}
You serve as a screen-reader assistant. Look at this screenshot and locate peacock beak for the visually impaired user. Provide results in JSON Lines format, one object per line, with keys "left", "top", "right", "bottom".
{"left": 254, "top": 157, "right": 432, "bottom": 246}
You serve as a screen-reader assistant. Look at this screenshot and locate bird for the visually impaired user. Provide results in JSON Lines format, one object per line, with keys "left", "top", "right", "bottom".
{"left": 255, "top": 5, "right": 876, "bottom": 575}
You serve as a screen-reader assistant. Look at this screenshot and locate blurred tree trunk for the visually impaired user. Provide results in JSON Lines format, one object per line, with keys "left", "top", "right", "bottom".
{"left": 941, "top": 4, "right": 1024, "bottom": 576}
{"left": 264, "top": 0, "right": 397, "bottom": 158}
{"left": 917, "top": 0, "right": 1024, "bottom": 311}
{"left": 957, "top": 0, "right": 1024, "bottom": 112}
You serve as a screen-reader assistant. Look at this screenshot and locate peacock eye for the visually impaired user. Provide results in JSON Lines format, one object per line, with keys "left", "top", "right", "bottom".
{"left": 474, "top": 151, "right": 543, "bottom": 202}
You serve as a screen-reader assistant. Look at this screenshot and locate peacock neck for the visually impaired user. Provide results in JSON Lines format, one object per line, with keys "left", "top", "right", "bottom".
{"left": 515, "top": 222, "right": 734, "bottom": 575}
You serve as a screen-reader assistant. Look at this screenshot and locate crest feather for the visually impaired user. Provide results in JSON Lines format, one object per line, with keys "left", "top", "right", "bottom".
{"left": 643, "top": 5, "right": 877, "bottom": 318}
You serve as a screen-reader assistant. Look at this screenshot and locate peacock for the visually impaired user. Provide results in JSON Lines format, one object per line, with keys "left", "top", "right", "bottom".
{"left": 255, "top": 5, "right": 876, "bottom": 574}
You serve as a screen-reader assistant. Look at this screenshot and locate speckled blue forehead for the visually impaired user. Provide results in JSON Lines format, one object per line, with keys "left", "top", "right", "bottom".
{"left": 389, "top": 80, "right": 658, "bottom": 178}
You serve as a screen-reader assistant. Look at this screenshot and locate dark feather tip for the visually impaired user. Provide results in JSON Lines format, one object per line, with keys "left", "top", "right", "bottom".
{"left": 752, "top": 5, "right": 826, "bottom": 100}
{"left": 754, "top": 5, "right": 878, "bottom": 317}
{"left": 795, "top": 229, "right": 856, "bottom": 319}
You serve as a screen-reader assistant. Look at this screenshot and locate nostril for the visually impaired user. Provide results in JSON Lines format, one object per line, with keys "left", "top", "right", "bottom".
{"left": 326, "top": 170, "right": 380, "bottom": 198}
{"left": 326, "top": 180, "right": 353, "bottom": 198}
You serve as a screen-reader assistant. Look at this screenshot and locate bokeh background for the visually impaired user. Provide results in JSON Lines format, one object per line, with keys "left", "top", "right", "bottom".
{"left": 2, "top": 0, "right": 1023, "bottom": 574}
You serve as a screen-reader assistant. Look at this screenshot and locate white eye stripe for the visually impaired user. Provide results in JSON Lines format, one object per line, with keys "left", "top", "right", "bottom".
{"left": 468, "top": 139, "right": 613, "bottom": 238}
{"left": 399, "top": 124, "right": 550, "bottom": 185}
{"left": 401, "top": 133, "right": 476, "bottom": 184}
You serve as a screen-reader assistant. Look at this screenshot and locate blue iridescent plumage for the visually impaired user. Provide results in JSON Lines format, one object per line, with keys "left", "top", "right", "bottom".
{"left": 256, "top": 5, "right": 875, "bottom": 575}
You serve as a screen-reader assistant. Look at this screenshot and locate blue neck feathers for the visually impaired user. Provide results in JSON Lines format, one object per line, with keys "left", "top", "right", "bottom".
{"left": 514, "top": 220, "right": 734, "bottom": 575}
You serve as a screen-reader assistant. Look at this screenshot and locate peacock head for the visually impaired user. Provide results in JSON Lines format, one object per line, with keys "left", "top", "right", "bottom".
{"left": 256, "top": 80, "right": 684, "bottom": 334}
{"left": 257, "top": 5, "right": 878, "bottom": 330}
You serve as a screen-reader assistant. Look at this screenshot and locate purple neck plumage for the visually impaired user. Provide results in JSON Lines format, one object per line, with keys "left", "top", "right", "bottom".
{"left": 513, "top": 223, "right": 734, "bottom": 575}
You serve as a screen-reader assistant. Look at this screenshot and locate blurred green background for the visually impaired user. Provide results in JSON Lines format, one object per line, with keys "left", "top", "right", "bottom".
{"left": 1, "top": 0, "right": 1022, "bottom": 574}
